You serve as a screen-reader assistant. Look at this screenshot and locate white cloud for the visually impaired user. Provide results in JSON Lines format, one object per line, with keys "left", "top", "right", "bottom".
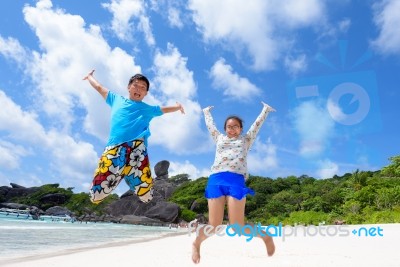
{"left": 210, "top": 58, "right": 261, "bottom": 101}
{"left": 188, "top": 0, "right": 276, "bottom": 70}
{"left": 139, "top": 15, "right": 156, "bottom": 46}
{"left": 5, "top": 174, "right": 44, "bottom": 189}
{"left": 168, "top": 7, "right": 184, "bottom": 29}
{"left": 21, "top": 0, "right": 143, "bottom": 142}
{"left": 338, "top": 18, "right": 351, "bottom": 33}
{"left": 17, "top": 1, "right": 209, "bottom": 160}
{"left": 284, "top": 54, "right": 307, "bottom": 76}
{"left": 0, "top": 36, "right": 29, "bottom": 69}
{"left": 248, "top": 138, "right": 278, "bottom": 175}
{"left": 316, "top": 159, "right": 339, "bottom": 179}
{"left": 45, "top": 130, "right": 98, "bottom": 184}
{"left": 102, "top": 0, "right": 144, "bottom": 42}
{"left": 0, "top": 141, "right": 28, "bottom": 170}
{"left": 151, "top": 43, "right": 209, "bottom": 154}
{"left": 372, "top": 0, "right": 400, "bottom": 55}
{"left": 36, "top": 0, "right": 52, "bottom": 9}
{"left": 274, "top": 0, "right": 325, "bottom": 28}
{"left": 0, "top": 90, "right": 47, "bottom": 143}
{"left": 169, "top": 160, "right": 210, "bottom": 180}
{"left": 149, "top": 0, "right": 186, "bottom": 29}
{"left": 293, "top": 100, "right": 335, "bottom": 156}
{"left": 153, "top": 44, "right": 196, "bottom": 99}
{"left": 0, "top": 173, "right": 11, "bottom": 188}
{"left": 11, "top": 0, "right": 217, "bottom": 191}
{"left": 0, "top": 89, "right": 99, "bottom": 190}
{"left": 188, "top": 0, "right": 326, "bottom": 70}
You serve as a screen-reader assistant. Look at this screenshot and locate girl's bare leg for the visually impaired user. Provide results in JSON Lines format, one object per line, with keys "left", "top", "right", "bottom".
{"left": 192, "top": 196, "right": 226, "bottom": 264}
{"left": 226, "top": 196, "right": 275, "bottom": 256}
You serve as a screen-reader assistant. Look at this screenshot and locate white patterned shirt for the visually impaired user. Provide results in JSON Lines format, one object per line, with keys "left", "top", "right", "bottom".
{"left": 203, "top": 104, "right": 273, "bottom": 179}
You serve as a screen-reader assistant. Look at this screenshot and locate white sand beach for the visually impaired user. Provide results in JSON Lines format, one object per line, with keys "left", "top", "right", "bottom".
{"left": 2, "top": 223, "right": 399, "bottom": 267}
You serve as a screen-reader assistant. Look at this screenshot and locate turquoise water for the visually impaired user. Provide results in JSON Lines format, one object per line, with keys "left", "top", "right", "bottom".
{"left": 0, "top": 217, "right": 182, "bottom": 260}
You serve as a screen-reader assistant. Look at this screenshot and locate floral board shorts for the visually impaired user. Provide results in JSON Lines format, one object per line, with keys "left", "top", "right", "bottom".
{"left": 205, "top": 171, "right": 255, "bottom": 200}
{"left": 89, "top": 139, "right": 154, "bottom": 204}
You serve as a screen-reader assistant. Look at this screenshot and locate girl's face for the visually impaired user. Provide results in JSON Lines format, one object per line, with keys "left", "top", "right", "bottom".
{"left": 225, "top": 118, "right": 242, "bottom": 138}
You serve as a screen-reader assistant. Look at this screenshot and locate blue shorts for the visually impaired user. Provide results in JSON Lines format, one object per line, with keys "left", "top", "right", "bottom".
{"left": 205, "top": 172, "right": 255, "bottom": 200}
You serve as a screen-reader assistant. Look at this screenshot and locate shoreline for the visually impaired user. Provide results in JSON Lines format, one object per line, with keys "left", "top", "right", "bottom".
{"left": 0, "top": 230, "right": 187, "bottom": 266}
{"left": 2, "top": 223, "right": 400, "bottom": 267}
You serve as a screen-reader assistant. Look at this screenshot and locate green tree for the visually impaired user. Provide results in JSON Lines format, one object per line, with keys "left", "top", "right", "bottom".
{"left": 375, "top": 186, "right": 400, "bottom": 210}
{"left": 284, "top": 211, "right": 328, "bottom": 225}
{"left": 353, "top": 185, "right": 376, "bottom": 208}
{"left": 11, "top": 184, "right": 73, "bottom": 210}
{"left": 351, "top": 169, "right": 369, "bottom": 190}
{"left": 343, "top": 199, "right": 361, "bottom": 214}
{"left": 169, "top": 174, "right": 190, "bottom": 185}
{"left": 180, "top": 209, "right": 197, "bottom": 222}
{"left": 168, "top": 177, "right": 208, "bottom": 212}
{"left": 381, "top": 156, "right": 400, "bottom": 177}
{"left": 302, "top": 196, "right": 324, "bottom": 212}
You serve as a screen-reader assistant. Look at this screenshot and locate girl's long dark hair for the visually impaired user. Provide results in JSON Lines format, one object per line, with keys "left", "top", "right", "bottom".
{"left": 224, "top": 115, "right": 243, "bottom": 130}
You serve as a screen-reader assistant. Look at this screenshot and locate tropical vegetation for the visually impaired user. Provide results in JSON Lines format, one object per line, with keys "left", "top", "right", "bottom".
{"left": 4, "top": 155, "right": 400, "bottom": 226}
{"left": 171, "top": 155, "right": 400, "bottom": 225}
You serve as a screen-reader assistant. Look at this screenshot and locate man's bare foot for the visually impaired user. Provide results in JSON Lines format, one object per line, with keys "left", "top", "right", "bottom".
{"left": 263, "top": 236, "right": 275, "bottom": 256}
{"left": 192, "top": 242, "right": 201, "bottom": 264}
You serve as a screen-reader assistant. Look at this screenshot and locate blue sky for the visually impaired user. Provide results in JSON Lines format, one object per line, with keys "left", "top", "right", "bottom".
{"left": 0, "top": 0, "right": 399, "bottom": 195}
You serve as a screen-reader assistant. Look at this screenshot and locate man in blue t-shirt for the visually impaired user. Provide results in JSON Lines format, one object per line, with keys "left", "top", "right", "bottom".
{"left": 83, "top": 70, "right": 185, "bottom": 203}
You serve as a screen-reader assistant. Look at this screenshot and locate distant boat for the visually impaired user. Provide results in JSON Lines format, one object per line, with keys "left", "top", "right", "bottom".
{"left": 0, "top": 208, "right": 34, "bottom": 220}
{"left": 39, "top": 214, "right": 76, "bottom": 223}
{"left": 0, "top": 208, "right": 75, "bottom": 222}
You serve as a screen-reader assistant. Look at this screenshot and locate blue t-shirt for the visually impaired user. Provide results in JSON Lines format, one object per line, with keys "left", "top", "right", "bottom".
{"left": 105, "top": 91, "right": 163, "bottom": 146}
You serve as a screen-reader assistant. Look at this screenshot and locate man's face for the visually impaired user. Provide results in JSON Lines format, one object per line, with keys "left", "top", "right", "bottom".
{"left": 128, "top": 79, "right": 148, "bottom": 101}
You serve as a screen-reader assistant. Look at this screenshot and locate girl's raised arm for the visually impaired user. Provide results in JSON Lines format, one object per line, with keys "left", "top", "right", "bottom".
{"left": 246, "top": 102, "right": 275, "bottom": 146}
{"left": 203, "top": 106, "right": 220, "bottom": 142}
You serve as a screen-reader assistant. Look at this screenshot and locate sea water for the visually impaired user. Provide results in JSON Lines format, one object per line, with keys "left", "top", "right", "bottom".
{"left": 0, "top": 217, "right": 182, "bottom": 261}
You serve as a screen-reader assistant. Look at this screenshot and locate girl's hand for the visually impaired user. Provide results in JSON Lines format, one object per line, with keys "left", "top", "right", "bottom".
{"left": 83, "top": 69, "right": 95, "bottom": 80}
{"left": 262, "top": 101, "right": 276, "bottom": 112}
{"left": 203, "top": 106, "right": 214, "bottom": 112}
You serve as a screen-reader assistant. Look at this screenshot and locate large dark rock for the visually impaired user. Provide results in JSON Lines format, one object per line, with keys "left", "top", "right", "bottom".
{"left": 153, "top": 179, "right": 175, "bottom": 200}
{"left": 120, "top": 190, "right": 134, "bottom": 199}
{"left": 190, "top": 200, "right": 199, "bottom": 211}
{"left": 45, "top": 184, "right": 61, "bottom": 188}
{"left": 120, "top": 215, "right": 162, "bottom": 225}
{"left": 105, "top": 194, "right": 181, "bottom": 223}
{"left": 0, "top": 202, "right": 30, "bottom": 210}
{"left": 104, "top": 160, "right": 180, "bottom": 223}
{"left": 1, "top": 186, "right": 39, "bottom": 200}
{"left": 40, "top": 193, "right": 67, "bottom": 205}
{"left": 144, "top": 201, "right": 180, "bottom": 222}
{"left": 154, "top": 160, "right": 170, "bottom": 178}
{"left": 0, "top": 186, "right": 11, "bottom": 202}
{"left": 105, "top": 194, "right": 152, "bottom": 217}
{"left": 0, "top": 160, "right": 182, "bottom": 225}
{"left": 45, "top": 206, "right": 73, "bottom": 216}
{"left": 10, "top": 183, "right": 26, "bottom": 189}
{"left": 152, "top": 160, "right": 176, "bottom": 200}
{"left": 0, "top": 183, "right": 68, "bottom": 209}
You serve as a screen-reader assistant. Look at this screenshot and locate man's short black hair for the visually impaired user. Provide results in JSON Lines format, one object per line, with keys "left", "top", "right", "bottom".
{"left": 128, "top": 74, "right": 150, "bottom": 91}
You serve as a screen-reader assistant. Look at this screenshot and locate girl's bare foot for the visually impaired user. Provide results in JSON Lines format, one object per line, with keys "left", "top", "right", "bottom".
{"left": 192, "top": 242, "right": 201, "bottom": 264}
{"left": 263, "top": 236, "right": 275, "bottom": 256}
